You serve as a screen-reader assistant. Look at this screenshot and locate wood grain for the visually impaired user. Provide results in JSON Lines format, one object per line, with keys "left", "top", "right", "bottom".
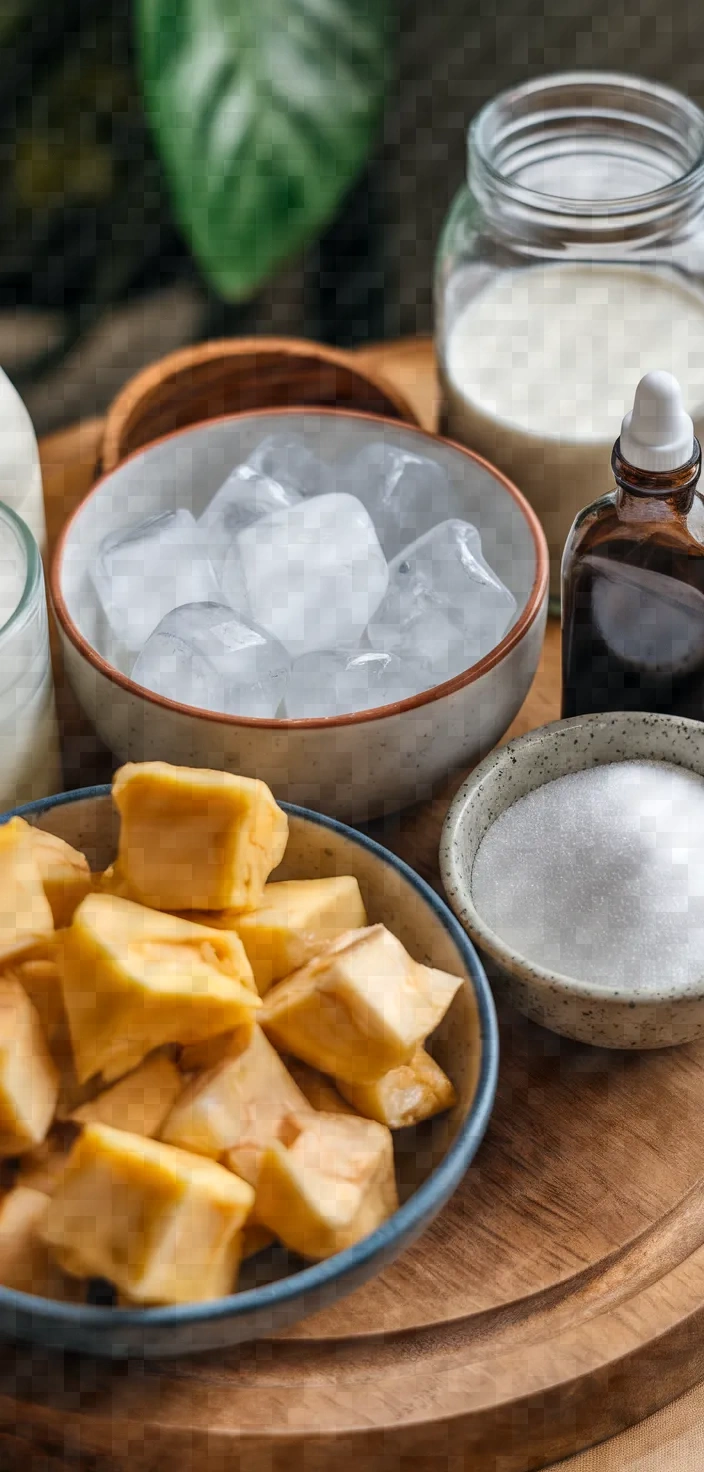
{"left": 100, "top": 337, "right": 421, "bottom": 474}
{"left": 25, "top": 338, "right": 704, "bottom": 1472}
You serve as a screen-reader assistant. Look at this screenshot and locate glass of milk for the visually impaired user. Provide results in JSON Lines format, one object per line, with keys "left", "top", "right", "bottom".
{"left": 435, "top": 72, "right": 704, "bottom": 607}
{"left": 0, "top": 502, "right": 61, "bottom": 807}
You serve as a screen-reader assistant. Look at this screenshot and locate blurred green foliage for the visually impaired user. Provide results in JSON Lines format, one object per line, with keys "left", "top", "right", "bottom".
{"left": 137, "top": 0, "right": 391, "bottom": 300}
{"left": 0, "top": 0, "right": 390, "bottom": 373}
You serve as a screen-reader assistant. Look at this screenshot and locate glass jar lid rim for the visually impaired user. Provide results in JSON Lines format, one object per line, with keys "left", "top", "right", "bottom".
{"left": 470, "top": 70, "right": 704, "bottom": 212}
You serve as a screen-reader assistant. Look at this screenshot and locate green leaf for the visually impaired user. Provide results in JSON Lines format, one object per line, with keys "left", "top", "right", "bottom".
{"left": 135, "top": 0, "right": 391, "bottom": 300}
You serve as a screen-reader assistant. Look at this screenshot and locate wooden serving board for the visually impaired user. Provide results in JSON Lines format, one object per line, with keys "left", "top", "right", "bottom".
{"left": 6, "top": 342, "right": 704, "bottom": 1472}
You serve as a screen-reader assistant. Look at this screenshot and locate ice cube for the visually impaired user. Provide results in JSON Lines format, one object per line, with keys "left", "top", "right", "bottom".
{"left": 198, "top": 464, "right": 301, "bottom": 571}
{"left": 221, "top": 493, "right": 388, "bottom": 658}
{"left": 131, "top": 602, "right": 290, "bottom": 717}
{"left": 341, "top": 443, "right": 464, "bottom": 558}
{"left": 91, "top": 510, "right": 218, "bottom": 673}
{"left": 248, "top": 435, "right": 332, "bottom": 499}
{"left": 284, "top": 649, "right": 430, "bottom": 718}
{"left": 367, "top": 519, "right": 517, "bottom": 683}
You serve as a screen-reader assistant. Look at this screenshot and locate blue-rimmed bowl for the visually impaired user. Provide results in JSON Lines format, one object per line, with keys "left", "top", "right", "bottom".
{"left": 0, "top": 787, "right": 498, "bottom": 1357}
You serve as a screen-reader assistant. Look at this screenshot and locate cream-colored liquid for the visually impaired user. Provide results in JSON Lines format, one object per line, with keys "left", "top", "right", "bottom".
{"left": 0, "top": 670, "right": 62, "bottom": 808}
{"left": 0, "top": 369, "right": 46, "bottom": 553}
{"left": 0, "top": 516, "right": 27, "bottom": 630}
{"left": 443, "top": 264, "right": 704, "bottom": 598}
{"left": 0, "top": 516, "right": 60, "bottom": 807}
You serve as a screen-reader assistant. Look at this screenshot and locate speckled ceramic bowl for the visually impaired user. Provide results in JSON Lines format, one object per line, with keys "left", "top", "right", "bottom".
{"left": 0, "top": 786, "right": 498, "bottom": 1358}
{"left": 50, "top": 407, "right": 548, "bottom": 821}
{"left": 440, "top": 710, "right": 704, "bottom": 1050}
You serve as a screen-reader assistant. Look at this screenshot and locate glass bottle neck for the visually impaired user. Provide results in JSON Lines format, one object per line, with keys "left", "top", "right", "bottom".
{"left": 613, "top": 438, "right": 702, "bottom": 518}
{"left": 469, "top": 72, "right": 704, "bottom": 251}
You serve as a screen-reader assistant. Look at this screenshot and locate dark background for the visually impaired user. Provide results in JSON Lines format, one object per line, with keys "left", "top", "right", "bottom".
{"left": 2, "top": 0, "right": 702, "bottom": 434}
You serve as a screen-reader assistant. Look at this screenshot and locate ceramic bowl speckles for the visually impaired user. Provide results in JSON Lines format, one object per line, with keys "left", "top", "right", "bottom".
{"left": 50, "top": 407, "right": 548, "bottom": 822}
{"left": 0, "top": 787, "right": 498, "bottom": 1358}
{"left": 440, "top": 710, "right": 704, "bottom": 1050}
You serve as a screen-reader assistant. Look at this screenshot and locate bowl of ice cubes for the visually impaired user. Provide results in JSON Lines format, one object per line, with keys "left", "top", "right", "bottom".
{"left": 51, "top": 408, "right": 548, "bottom": 820}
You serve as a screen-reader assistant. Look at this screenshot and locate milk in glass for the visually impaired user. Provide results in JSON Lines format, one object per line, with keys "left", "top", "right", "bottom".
{"left": 443, "top": 264, "right": 704, "bottom": 599}
{"left": 0, "top": 504, "right": 60, "bottom": 806}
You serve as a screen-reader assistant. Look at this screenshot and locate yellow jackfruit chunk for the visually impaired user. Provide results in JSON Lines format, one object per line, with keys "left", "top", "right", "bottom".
{"left": 179, "top": 1024, "right": 254, "bottom": 1073}
{"left": 58, "top": 893, "right": 260, "bottom": 1084}
{"left": 6, "top": 956, "right": 85, "bottom": 1120}
{"left": 93, "top": 864, "right": 129, "bottom": 898}
{"left": 70, "top": 1053, "right": 183, "bottom": 1136}
{"left": 188, "top": 877, "right": 367, "bottom": 996}
{"left": 43, "top": 1124, "right": 254, "bottom": 1305}
{"left": 11, "top": 819, "right": 91, "bottom": 928}
{"left": 256, "top": 1112, "right": 398, "bottom": 1260}
{"left": 0, "top": 820, "right": 54, "bottom": 965}
{"left": 112, "top": 762, "right": 288, "bottom": 912}
{"left": 16, "top": 1126, "right": 78, "bottom": 1195}
{"left": 6, "top": 956, "right": 66, "bottom": 1045}
{"left": 0, "top": 1187, "right": 82, "bottom": 1299}
{"left": 337, "top": 1048, "right": 457, "bottom": 1128}
{"left": 161, "top": 1025, "right": 311, "bottom": 1184}
{"left": 261, "top": 926, "right": 463, "bottom": 1085}
{"left": 0, "top": 978, "right": 58, "bottom": 1155}
{"left": 287, "top": 1058, "right": 356, "bottom": 1115}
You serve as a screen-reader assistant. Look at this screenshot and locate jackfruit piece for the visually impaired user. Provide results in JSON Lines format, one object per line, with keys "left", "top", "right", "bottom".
{"left": 0, "top": 820, "right": 54, "bottom": 965}
{"left": 0, "top": 977, "right": 58, "bottom": 1155}
{"left": 70, "top": 1053, "right": 183, "bottom": 1136}
{"left": 54, "top": 1043, "right": 103, "bottom": 1121}
{"left": 179, "top": 1024, "right": 254, "bottom": 1073}
{"left": 93, "top": 864, "right": 130, "bottom": 899}
{"left": 286, "top": 1058, "right": 356, "bottom": 1115}
{"left": 43, "top": 1123, "right": 254, "bottom": 1305}
{"left": 58, "top": 893, "right": 260, "bottom": 1085}
{"left": 6, "top": 955, "right": 66, "bottom": 1045}
{"left": 5, "top": 956, "right": 85, "bottom": 1118}
{"left": 187, "top": 877, "right": 367, "bottom": 996}
{"left": 0, "top": 1187, "right": 83, "bottom": 1299}
{"left": 256, "top": 1112, "right": 398, "bottom": 1260}
{"left": 11, "top": 819, "right": 91, "bottom": 928}
{"left": 261, "top": 925, "right": 463, "bottom": 1085}
{"left": 161, "top": 1025, "right": 311, "bottom": 1184}
{"left": 112, "top": 762, "right": 288, "bottom": 912}
{"left": 337, "top": 1048, "right": 457, "bottom": 1128}
{"left": 16, "top": 1125, "right": 79, "bottom": 1196}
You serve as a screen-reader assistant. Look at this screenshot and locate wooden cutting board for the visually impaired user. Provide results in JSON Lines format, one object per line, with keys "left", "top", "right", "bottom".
{"left": 6, "top": 342, "right": 704, "bottom": 1472}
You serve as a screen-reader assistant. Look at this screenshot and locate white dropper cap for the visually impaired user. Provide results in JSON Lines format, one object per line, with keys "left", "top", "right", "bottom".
{"left": 619, "top": 370, "right": 694, "bottom": 472}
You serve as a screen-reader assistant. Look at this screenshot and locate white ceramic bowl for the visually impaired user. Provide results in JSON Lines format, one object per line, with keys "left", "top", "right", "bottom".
{"left": 51, "top": 408, "right": 548, "bottom": 821}
{"left": 440, "top": 710, "right": 704, "bottom": 1050}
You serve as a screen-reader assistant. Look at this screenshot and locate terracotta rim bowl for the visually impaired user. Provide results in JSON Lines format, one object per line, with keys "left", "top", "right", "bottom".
{"left": 51, "top": 406, "right": 549, "bottom": 732}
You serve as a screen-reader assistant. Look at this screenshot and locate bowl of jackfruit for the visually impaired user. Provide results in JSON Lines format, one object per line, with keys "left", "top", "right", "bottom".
{"left": 0, "top": 761, "right": 497, "bottom": 1357}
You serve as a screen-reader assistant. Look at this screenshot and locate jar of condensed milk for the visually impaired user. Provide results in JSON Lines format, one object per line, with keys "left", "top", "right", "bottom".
{"left": 435, "top": 72, "right": 704, "bottom": 608}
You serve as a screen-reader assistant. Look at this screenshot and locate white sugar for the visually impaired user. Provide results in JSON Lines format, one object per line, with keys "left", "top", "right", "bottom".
{"left": 472, "top": 760, "right": 704, "bottom": 994}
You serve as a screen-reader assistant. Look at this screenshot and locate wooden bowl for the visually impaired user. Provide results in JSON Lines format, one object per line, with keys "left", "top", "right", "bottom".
{"left": 100, "top": 337, "right": 420, "bottom": 473}
{"left": 1, "top": 786, "right": 498, "bottom": 1357}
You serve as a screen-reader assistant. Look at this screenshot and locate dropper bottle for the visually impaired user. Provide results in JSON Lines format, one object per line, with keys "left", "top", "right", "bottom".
{"left": 561, "top": 370, "right": 704, "bottom": 719}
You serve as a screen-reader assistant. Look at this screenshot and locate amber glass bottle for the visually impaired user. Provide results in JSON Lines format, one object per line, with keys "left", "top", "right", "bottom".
{"left": 562, "top": 372, "right": 704, "bottom": 720}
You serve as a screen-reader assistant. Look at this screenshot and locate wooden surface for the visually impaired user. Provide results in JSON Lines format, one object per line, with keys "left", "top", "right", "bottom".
{"left": 11, "top": 340, "right": 704, "bottom": 1472}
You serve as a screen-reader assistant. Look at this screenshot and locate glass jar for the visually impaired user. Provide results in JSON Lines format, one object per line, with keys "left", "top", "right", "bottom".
{"left": 0, "top": 501, "right": 61, "bottom": 807}
{"left": 435, "top": 72, "right": 704, "bottom": 608}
